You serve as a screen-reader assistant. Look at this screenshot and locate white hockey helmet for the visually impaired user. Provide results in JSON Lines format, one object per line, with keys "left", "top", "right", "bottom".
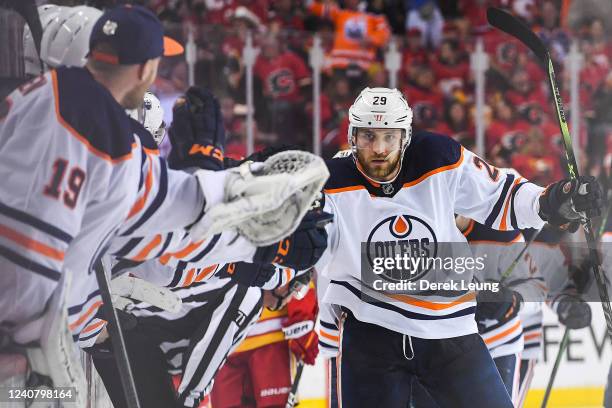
{"left": 348, "top": 87, "right": 413, "bottom": 182}
{"left": 39, "top": 6, "right": 102, "bottom": 69}
{"left": 127, "top": 92, "right": 166, "bottom": 145}
{"left": 23, "top": 4, "right": 62, "bottom": 76}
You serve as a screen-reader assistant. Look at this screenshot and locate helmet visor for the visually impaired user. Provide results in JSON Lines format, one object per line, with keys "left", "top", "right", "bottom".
{"left": 354, "top": 128, "right": 403, "bottom": 152}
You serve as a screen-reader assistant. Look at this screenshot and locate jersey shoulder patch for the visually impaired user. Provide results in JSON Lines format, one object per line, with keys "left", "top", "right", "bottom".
{"left": 53, "top": 67, "right": 135, "bottom": 162}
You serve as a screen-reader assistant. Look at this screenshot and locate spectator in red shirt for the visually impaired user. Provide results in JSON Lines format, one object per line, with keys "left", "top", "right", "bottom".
{"left": 400, "top": 28, "right": 429, "bottom": 87}
{"left": 505, "top": 68, "right": 550, "bottom": 113}
{"left": 511, "top": 127, "right": 564, "bottom": 185}
{"left": 430, "top": 39, "right": 470, "bottom": 97}
{"left": 434, "top": 99, "right": 474, "bottom": 144}
{"left": 253, "top": 34, "right": 312, "bottom": 146}
{"left": 402, "top": 65, "right": 444, "bottom": 130}
{"left": 269, "top": 0, "right": 305, "bottom": 33}
{"left": 486, "top": 96, "right": 530, "bottom": 162}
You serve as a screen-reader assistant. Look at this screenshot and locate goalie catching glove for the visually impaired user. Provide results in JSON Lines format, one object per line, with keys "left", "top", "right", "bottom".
{"left": 539, "top": 176, "right": 604, "bottom": 230}
{"left": 190, "top": 150, "right": 330, "bottom": 246}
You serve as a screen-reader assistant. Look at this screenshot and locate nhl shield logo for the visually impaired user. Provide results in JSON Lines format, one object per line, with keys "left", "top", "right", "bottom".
{"left": 382, "top": 183, "right": 394, "bottom": 195}
{"left": 103, "top": 20, "right": 118, "bottom": 36}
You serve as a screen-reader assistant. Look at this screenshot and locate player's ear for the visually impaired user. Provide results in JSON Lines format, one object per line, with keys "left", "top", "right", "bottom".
{"left": 137, "top": 58, "right": 160, "bottom": 82}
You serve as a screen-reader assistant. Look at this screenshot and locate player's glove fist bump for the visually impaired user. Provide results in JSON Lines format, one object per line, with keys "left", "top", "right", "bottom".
{"left": 168, "top": 87, "right": 225, "bottom": 171}
{"left": 253, "top": 210, "right": 332, "bottom": 270}
{"left": 539, "top": 176, "right": 604, "bottom": 230}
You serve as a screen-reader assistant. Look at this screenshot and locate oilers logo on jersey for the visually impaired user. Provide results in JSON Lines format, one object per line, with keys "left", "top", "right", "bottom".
{"left": 365, "top": 214, "right": 437, "bottom": 282}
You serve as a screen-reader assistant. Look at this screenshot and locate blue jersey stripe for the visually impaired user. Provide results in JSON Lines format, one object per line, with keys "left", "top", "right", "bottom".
{"left": 485, "top": 174, "right": 515, "bottom": 228}
{"left": 0, "top": 245, "right": 61, "bottom": 281}
{"left": 0, "top": 201, "right": 73, "bottom": 243}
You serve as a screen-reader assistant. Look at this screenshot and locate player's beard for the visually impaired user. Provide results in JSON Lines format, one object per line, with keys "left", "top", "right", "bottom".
{"left": 356, "top": 149, "right": 402, "bottom": 181}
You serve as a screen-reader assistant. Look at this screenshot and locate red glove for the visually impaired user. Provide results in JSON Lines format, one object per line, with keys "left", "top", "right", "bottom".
{"left": 282, "top": 286, "right": 319, "bottom": 365}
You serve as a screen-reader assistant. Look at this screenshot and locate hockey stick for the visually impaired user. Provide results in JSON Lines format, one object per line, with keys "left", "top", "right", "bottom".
{"left": 285, "top": 360, "right": 305, "bottom": 408}
{"left": 487, "top": 7, "right": 612, "bottom": 340}
{"left": 540, "top": 327, "right": 569, "bottom": 408}
{"left": 94, "top": 258, "right": 142, "bottom": 408}
{"left": 541, "top": 176, "right": 612, "bottom": 408}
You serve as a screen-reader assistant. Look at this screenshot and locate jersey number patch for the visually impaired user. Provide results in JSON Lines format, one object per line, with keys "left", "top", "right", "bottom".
{"left": 43, "top": 158, "right": 86, "bottom": 209}
{"left": 473, "top": 157, "right": 500, "bottom": 182}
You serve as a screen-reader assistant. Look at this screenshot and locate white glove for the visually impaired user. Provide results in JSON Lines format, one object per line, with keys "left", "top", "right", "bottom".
{"left": 110, "top": 274, "right": 182, "bottom": 313}
{"left": 191, "top": 151, "right": 329, "bottom": 246}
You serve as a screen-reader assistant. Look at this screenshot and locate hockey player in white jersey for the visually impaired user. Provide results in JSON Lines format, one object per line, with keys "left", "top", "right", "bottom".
{"left": 314, "top": 87, "right": 604, "bottom": 407}
{"left": 0, "top": 5, "right": 327, "bottom": 402}
{"left": 85, "top": 86, "right": 329, "bottom": 408}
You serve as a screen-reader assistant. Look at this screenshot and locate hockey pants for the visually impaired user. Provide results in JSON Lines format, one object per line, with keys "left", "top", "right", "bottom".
{"left": 338, "top": 313, "right": 513, "bottom": 408}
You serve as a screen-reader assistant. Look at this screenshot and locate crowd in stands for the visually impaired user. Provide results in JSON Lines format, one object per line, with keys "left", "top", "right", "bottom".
{"left": 79, "top": 0, "right": 611, "bottom": 184}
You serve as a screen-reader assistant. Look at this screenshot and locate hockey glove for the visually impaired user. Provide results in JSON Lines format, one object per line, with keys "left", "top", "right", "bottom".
{"left": 556, "top": 295, "right": 592, "bottom": 329}
{"left": 220, "top": 262, "right": 278, "bottom": 288}
{"left": 168, "top": 87, "right": 225, "bottom": 171}
{"left": 539, "top": 176, "right": 604, "bottom": 230}
{"left": 475, "top": 284, "right": 522, "bottom": 325}
{"left": 283, "top": 286, "right": 319, "bottom": 365}
{"left": 252, "top": 210, "right": 332, "bottom": 270}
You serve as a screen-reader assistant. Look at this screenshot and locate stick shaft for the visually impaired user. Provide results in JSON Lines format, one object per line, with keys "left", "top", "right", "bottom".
{"left": 541, "top": 328, "right": 570, "bottom": 408}
{"left": 94, "top": 260, "right": 141, "bottom": 408}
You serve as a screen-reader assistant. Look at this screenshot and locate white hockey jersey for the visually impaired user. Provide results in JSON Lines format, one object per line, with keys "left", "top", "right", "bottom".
{"left": 464, "top": 220, "right": 546, "bottom": 358}
{"left": 315, "top": 131, "right": 546, "bottom": 339}
{"left": 0, "top": 68, "right": 204, "bottom": 344}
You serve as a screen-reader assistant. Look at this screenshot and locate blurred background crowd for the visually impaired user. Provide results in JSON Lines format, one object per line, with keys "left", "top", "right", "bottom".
{"left": 1, "top": 0, "right": 611, "bottom": 186}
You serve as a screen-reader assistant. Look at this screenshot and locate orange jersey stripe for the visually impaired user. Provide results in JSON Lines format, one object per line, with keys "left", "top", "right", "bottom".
{"left": 69, "top": 300, "right": 103, "bottom": 331}
{"left": 133, "top": 234, "right": 162, "bottom": 262}
{"left": 524, "top": 332, "right": 541, "bottom": 341}
{"left": 127, "top": 156, "right": 154, "bottom": 219}
{"left": 0, "top": 223, "right": 64, "bottom": 261}
{"left": 484, "top": 320, "right": 521, "bottom": 345}
{"left": 81, "top": 319, "right": 106, "bottom": 335}
{"left": 319, "top": 328, "right": 340, "bottom": 342}
{"left": 160, "top": 240, "right": 205, "bottom": 265}
{"left": 386, "top": 291, "right": 476, "bottom": 311}
{"left": 183, "top": 268, "right": 196, "bottom": 287}
{"left": 195, "top": 265, "right": 217, "bottom": 282}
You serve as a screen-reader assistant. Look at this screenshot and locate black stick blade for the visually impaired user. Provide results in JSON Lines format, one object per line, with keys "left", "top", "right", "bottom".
{"left": 487, "top": 7, "right": 549, "bottom": 65}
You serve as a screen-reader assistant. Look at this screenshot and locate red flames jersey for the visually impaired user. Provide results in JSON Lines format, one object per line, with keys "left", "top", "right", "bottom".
{"left": 253, "top": 51, "right": 310, "bottom": 102}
